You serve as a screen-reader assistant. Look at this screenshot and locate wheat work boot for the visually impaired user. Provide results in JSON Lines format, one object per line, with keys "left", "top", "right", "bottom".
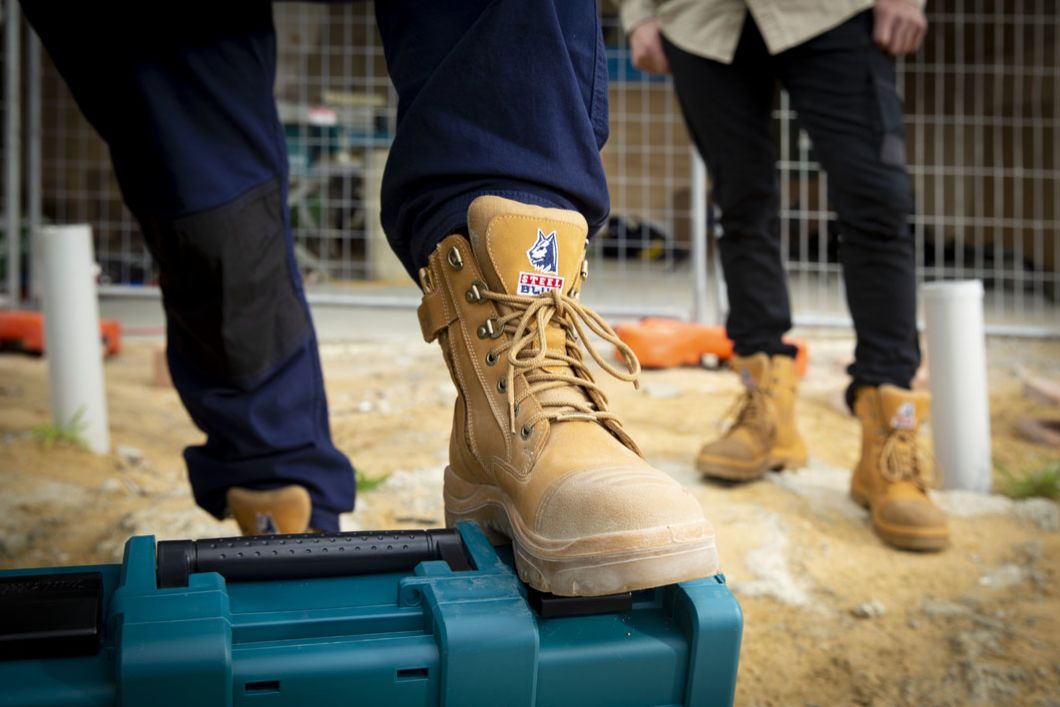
{"left": 850, "top": 385, "right": 949, "bottom": 551}
{"left": 418, "top": 196, "right": 718, "bottom": 596}
{"left": 226, "top": 485, "right": 312, "bottom": 535}
{"left": 697, "top": 353, "right": 807, "bottom": 481}
{"left": 767, "top": 354, "right": 808, "bottom": 469}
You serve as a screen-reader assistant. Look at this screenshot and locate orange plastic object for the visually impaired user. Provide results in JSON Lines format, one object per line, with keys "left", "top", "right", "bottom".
{"left": 0, "top": 309, "right": 122, "bottom": 357}
{"left": 613, "top": 317, "right": 808, "bottom": 377}
{"left": 99, "top": 319, "right": 123, "bottom": 356}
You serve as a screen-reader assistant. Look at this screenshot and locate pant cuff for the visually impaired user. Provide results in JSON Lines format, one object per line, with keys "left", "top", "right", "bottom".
{"left": 844, "top": 378, "right": 913, "bottom": 413}
{"left": 309, "top": 508, "right": 342, "bottom": 533}
{"left": 409, "top": 188, "right": 579, "bottom": 275}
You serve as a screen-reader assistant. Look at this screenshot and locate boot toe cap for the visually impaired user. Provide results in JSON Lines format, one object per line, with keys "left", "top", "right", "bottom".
{"left": 698, "top": 436, "right": 754, "bottom": 459}
{"left": 696, "top": 435, "right": 770, "bottom": 478}
{"left": 874, "top": 497, "right": 949, "bottom": 551}
{"left": 534, "top": 465, "right": 708, "bottom": 541}
{"left": 877, "top": 498, "right": 948, "bottom": 531}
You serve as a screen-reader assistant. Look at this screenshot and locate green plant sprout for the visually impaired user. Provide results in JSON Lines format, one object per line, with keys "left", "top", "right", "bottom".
{"left": 996, "top": 458, "right": 1060, "bottom": 500}
{"left": 32, "top": 407, "right": 88, "bottom": 449}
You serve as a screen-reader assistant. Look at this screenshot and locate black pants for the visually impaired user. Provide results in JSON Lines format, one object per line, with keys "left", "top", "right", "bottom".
{"left": 663, "top": 11, "right": 920, "bottom": 405}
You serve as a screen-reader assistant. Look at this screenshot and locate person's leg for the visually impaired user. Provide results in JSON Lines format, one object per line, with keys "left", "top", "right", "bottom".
{"left": 663, "top": 17, "right": 806, "bottom": 481}
{"left": 662, "top": 19, "right": 798, "bottom": 360}
{"left": 776, "top": 11, "right": 920, "bottom": 409}
{"left": 371, "top": 1, "right": 718, "bottom": 595}
{"left": 778, "top": 13, "right": 945, "bottom": 551}
{"left": 374, "top": 0, "right": 611, "bottom": 277}
{"left": 22, "top": 1, "right": 355, "bottom": 531}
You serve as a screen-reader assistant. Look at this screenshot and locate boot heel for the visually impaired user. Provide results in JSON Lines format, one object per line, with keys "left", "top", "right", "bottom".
{"left": 445, "top": 509, "right": 510, "bottom": 545}
{"left": 849, "top": 485, "right": 870, "bottom": 509}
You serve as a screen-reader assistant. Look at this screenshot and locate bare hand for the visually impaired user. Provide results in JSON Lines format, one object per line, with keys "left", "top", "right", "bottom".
{"left": 874, "top": 0, "right": 928, "bottom": 55}
{"left": 629, "top": 19, "right": 670, "bottom": 76}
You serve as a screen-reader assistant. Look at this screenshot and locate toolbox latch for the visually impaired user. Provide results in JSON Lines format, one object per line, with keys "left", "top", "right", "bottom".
{"left": 0, "top": 571, "right": 104, "bottom": 661}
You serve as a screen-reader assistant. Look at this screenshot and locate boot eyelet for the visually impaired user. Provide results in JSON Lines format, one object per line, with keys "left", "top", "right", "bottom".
{"left": 485, "top": 351, "right": 498, "bottom": 366}
{"left": 514, "top": 403, "right": 520, "bottom": 416}
{"left": 520, "top": 424, "right": 533, "bottom": 440}
{"left": 497, "top": 378, "right": 507, "bottom": 394}
{"left": 465, "top": 280, "right": 487, "bottom": 303}
{"left": 477, "top": 315, "right": 503, "bottom": 339}
{"left": 447, "top": 247, "right": 464, "bottom": 270}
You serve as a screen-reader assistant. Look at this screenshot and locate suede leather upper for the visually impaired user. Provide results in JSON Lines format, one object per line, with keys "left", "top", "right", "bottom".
{"left": 851, "top": 384, "right": 948, "bottom": 550}
{"left": 422, "top": 197, "right": 709, "bottom": 543}
{"left": 697, "top": 352, "right": 806, "bottom": 479}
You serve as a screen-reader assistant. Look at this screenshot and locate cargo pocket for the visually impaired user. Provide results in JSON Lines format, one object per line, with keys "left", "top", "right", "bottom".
{"left": 143, "top": 178, "right": 309, "bottom": 389}
{"left": 867, "top": 49, "right": 907, "bottom": 168}
{"left": 589, "top": 19, "right": 610, "bottom": 149}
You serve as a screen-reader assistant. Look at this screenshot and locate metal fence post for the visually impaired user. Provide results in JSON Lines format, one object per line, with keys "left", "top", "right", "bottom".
{"left": 691, "top": 149, "right": 709, "bottom": 324}
{"left": 27, "top": 27, "right": 41, "bottom": 306}
{"left": 4, "top": 2, "right": 21, "bottom": 307}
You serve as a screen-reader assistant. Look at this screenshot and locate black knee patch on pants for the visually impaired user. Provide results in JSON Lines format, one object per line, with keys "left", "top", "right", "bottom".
{"left": 141, "top": 179, "right": 309, "bottom": 389}
{"left": 868, "top": 50, "right": 908, "bottom": 170}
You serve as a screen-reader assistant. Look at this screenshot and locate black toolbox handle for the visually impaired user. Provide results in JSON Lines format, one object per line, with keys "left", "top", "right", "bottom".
{"left": 157, "top": 529, "right": 471, "bottom": 588}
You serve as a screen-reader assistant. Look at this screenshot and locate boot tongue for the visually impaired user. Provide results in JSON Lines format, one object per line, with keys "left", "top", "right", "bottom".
{"left": 732, "top": 353, "right": 771, "bottom": 391}
{"left": 467, "top": 196, "right": 587, "bottom": 297}
{"left": 467, "top": 195, "right": 595, "bottom": 409}
{"left": 878, "top": 385, "right": 930, "bottom": 431}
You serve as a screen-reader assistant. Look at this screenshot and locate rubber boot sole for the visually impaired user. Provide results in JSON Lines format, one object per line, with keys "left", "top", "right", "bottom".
{"left": 768, "top": 441, "right": 808, "bottom": 471}
{"left": 850, "top": 485, "right": 949, "bottom": 552}
{"left": 699, "top": 442, "right": 807, "bottom": 480}
{"left": 696, "top": 452, "right": 771, "bottom": 482}
{"left": 443, "top": 467, "right": 720, "bottom": 596}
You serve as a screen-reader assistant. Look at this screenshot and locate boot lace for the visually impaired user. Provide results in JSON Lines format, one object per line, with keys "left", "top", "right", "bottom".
{"left": 718, "top": 387, "right": 772, "bottom": 440}
{"left": 479, "top": 287, "right": 640, "bottom": 434}
{"left": 879, "top": 429, "right": 936, "bottom": 489}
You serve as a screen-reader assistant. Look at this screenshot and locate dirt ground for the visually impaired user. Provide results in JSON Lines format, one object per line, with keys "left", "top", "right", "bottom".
{"left": 1, "top": 329, "right": 1058, "bottom": 706}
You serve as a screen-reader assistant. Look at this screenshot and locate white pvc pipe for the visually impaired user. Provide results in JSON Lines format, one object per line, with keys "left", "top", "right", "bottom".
{"left": 922, "top": 280, "right": 991, "bottom": 492}
{"left": 40, "top": 225, "right": 110, "bottom": 454}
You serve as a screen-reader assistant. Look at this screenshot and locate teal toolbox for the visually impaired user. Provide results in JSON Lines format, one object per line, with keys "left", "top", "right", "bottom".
{"left": 0, "top": 522, "right": 742, "bottom": 706}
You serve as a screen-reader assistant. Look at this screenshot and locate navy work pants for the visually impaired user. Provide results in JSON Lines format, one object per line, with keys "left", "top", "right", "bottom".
{"left": 22, "top": 1, "right": 610, "bottom": 529}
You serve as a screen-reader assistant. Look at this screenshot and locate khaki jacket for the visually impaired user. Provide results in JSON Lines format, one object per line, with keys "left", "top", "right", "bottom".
{"left": 619, "top": 0, "right": 924, "bottom": 64}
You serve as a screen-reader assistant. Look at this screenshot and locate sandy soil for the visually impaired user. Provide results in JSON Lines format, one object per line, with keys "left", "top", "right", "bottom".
{"left": 1, "top": 331, "right": 1058, "bottom": 706}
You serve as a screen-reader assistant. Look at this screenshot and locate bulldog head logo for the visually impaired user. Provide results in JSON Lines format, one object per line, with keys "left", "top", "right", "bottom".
{"left": 527, "top": 229, "right": 558, "bottom": 274}
{"left": 890, "top": 401, "right": 917, "bottom": 430}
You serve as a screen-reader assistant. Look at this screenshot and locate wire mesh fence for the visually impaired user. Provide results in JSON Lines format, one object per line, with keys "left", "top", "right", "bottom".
{"left": 904, "top": 0, "right": 1058, "bottom": 331}
{"left": 2, "top": 1, "right": 1057, "bottom": 334}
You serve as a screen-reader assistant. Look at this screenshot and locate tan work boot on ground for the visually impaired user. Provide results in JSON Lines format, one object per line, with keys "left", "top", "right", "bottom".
{"left": 418, "top": 196, "right": 718, "bottom": 596}
{"left": 850, "top": 385, "right": 949, "bottom": 551}
{"left": 696, "top": 353, "right": 807, "bottom": 481}
{"left": 226, "top": 485, "right": 312, "bottom": 535}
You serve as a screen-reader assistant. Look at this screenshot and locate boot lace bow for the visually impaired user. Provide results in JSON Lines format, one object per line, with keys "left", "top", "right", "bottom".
{"left": 879, "top": 429, "right": 936, "bottom": 489}
{"left": 719, "top": 386, "right": 772, "bottom": 440}
{"left": 480, "top": 287, "right": 640, "bottom": 434}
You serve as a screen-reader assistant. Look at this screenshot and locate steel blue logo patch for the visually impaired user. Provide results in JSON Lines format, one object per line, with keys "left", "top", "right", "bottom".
{"left": 890, "top": 401, "right": 917, "bottom": 430}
